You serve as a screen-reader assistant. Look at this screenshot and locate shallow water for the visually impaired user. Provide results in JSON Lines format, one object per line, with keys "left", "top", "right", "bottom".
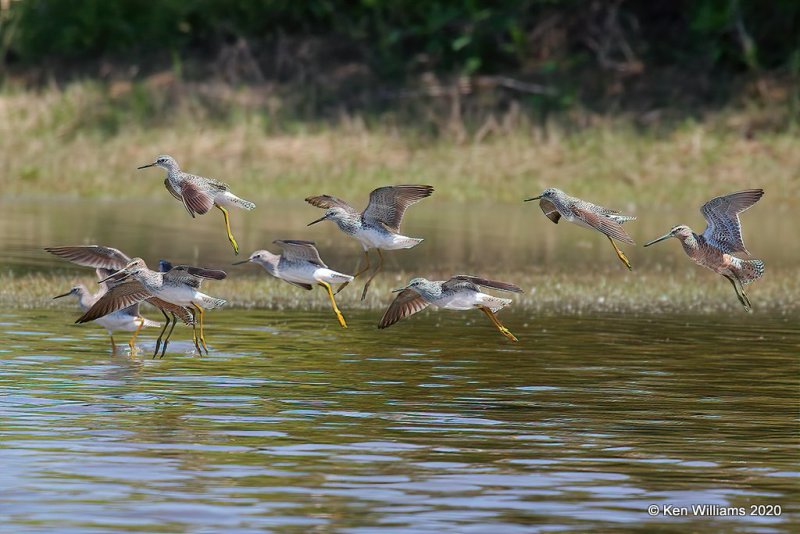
{"left": 1, "top": 308, "right": 798, "bottom": 532}
{"left": 1, "top": 198, "right": 797, "bottom": 276}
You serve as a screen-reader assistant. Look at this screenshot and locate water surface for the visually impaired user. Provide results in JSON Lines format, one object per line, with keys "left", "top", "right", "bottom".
{"left": 1, "top": 309, "right": 797, "bottom": 532}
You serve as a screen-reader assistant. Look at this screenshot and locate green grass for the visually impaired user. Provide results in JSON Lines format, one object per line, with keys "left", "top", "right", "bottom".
{"left": 3, "top": 270, "right": 797, "bottom": 315}
{"left": 1, "top": 82, "right": 799, "bottom": 204}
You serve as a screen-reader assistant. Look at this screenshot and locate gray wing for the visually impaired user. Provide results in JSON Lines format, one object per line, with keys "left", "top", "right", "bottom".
{"left": 76, "top": 281, "right": 151, "bottom": 323}
{"left": 164, "top": 265, "right": 227, "bottom": 288}
{"left": 568, "top": 205, "right": 636, "bottom": 245}
{"left": 700, "top": 189, "right": 764, "bottom": 254}
{"left": 378, "top": 288, "right": 430, "bottom": 329}
{"left": 45, "top": 245, "right": 131, "bottom": 270}
{"left": 274, "top": 239, "right": 327, "bottom": 268}
{"left": 96, "top": 268, "right": 139, "bottom": 316}
{"left": 305, "top": 195, "right": 360, "bottom": 216}
{"left": 444, "top": 275, "right": 523, "bottom": 293}
{"left": 362, "top": 185, "right": 434, "bottom": 232}
{"left": 539, "top": 198, "right": 561, "bottom": 224}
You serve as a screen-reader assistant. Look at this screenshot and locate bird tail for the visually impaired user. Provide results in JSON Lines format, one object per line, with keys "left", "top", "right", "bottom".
{"left": 477, "top": 294, "right": 513, "bottom": 313}
{"left": 141, "top": 317, "right": 161, "bottom": 328}
{"left": 220, "top": 192, "right": 256, "bottom": 210}
{"left": 737, "top": 259, "right": 764, "bottom": 285}
{"left": 608, "top": 214, "right": 636, "bottom": 224}
{"left": 199, "top": 296, "right": 227, "bottom": 310}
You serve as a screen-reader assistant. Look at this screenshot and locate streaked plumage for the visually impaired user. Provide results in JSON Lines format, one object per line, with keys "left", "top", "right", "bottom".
{"left": 306, "top": 184, "right": 434, "bottom": 300}
{"left": 525, "top": 188, "right": 636, "bottom": 270}
{"left": 138, "top": 155, "right": 255, "bottom": 254}
{"left": 644, "top": 189, "right": 765, "bottom": 311}
{"left": 77, "top": 258, "right": 227, "bottom": 355}
{"left": 235, "top": 240, "right": 353, "bottom": 328}
{"left": 46, "top": 245, "right": 193, "bottom": 354}
{"left": 53, "top": 268, "right": 160, "bottom": 351}
{"left": 379, "top": 275, "right": 523, "bottom": 342}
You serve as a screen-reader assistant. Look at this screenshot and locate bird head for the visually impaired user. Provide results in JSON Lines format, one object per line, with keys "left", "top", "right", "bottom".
{"left": 138, "top": 154, "right": 179, "bottom": 171}
{"left": 644, "top": 225, "right": 693, "bottom": 247}
{"left": 524, "top": 187, "right": 561, "bottom": 202}
{"left": 53, "top": 286, "right": 82, "bottom": 300}
{"left": 307, "top": 207, "right": 349, "bottom": 226}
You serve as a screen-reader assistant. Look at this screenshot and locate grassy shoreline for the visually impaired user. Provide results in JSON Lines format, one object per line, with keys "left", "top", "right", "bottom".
{"left": 2, "top": 271, "right": 797, "bottom": 316}
{"left": 1, "top": 84, "right": 799, "bottom": 204}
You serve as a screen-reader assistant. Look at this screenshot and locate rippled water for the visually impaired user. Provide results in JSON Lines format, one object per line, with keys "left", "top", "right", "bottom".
{"left": 1, "top": 308, "right": 797, "bottom": 532}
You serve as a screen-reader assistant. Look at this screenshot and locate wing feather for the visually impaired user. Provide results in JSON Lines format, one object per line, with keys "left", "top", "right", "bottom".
{"left": 444, "top": 275, "right": 523, "bottom": 293}
{"left": 304, "top": 195, "right": 359, "bottom": 217}
{"left": 539, "top": 198, "right": 561, "bottom": 224}
{"left": 76, "top": 281, "right": 151, "bottom": 324}
{"left": 145, "top": 297, "right": 194, "bottom": 325}
{"left": 700, "top": 189, "right": 764, "bottom": 254}
{"left": 180, "top": 181, "right": 215, "bottom": 216}
{"left": 363, "top": 185, "right": 434, "bottom": 232}
{"left": 274, "top": 239, "right": 327, "bottom": 267}
{"left": 569, "top": 205, "right": 636, "bottom": 245}
{"left": 378, "top": 289, "right": 430, "bottom": 329}
{"left": 45, "top": 245, "right": 131, "bottom": 270}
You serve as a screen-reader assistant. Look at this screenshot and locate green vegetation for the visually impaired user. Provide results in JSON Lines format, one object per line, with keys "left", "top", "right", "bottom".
{"left": 4, "top": 269, "right": 798, "bottom": 314}
{"left": 1, "top": 82, "right": 798, "bottom": 204}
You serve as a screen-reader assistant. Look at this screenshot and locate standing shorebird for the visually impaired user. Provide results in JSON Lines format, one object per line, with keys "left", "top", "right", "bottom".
{"left": 138, "top": 155, "right": 255, "bottom": 255}
{"left": 234, "top": 240, "right": 353, "bottom": 328}
{"left": 306, "top": 185, "right": 434, "bottom": 300}
{"left": 644, "top": 189, "right": 765, "bottom": 311}
{"left": 45, "top": 246, "right": 193, "bottom": 356}
{"left": 78, "top": 259, "right": 227, "bottom": 355}
{"left": 378, "top": 275, "right": 523, "bottom": 342}
{"left": 53, "top": 268, "right": 160, "bottom": 352}
{"left": 525, "top": 188, "right": 636, "bottom": 270}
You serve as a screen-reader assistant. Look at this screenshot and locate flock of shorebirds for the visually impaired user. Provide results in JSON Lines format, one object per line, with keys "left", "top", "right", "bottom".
{"left": 46, "top": 154, "right": 765, "bottom": 356}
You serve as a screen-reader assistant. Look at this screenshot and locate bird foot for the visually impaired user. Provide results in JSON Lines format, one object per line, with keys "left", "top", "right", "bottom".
{"left": 335, "top": 311, "right": 348, "bottom": 329}
{"left": 500, "top": 328, "right": 518, "bottom": 342}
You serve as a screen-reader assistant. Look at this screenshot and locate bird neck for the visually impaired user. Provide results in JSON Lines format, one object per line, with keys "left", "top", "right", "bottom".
{"left": 678, "top": 231, "right": 700, "bottom": 252}
{"left": 334, "top": 215, "right": 361, "bottom": 233}
{"left": 75, "top": 286, "right": 93, "bottom": 310}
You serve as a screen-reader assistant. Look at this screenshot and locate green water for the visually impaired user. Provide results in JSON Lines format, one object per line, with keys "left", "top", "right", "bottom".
{"left": 1, "top": 308, "right": 798, "bottom": 532}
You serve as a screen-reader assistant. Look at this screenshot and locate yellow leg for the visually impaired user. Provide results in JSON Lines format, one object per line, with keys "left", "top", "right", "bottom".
{"left": 336, "top": 250, "right": 370, "bottom": 295}
{"left": 607, "top": 235, "right": 632, "bottom": 271}
{"left": 216, "top": 205, "right": 239, "bottom": 255}
{"left": 319, "top": 282, "right": 348, "bottom": 328}
{"left": 193, "top": 303, "right": 209, "bottom": 354}
{"left": 110, "top": 335, "right": 116, "bottom": 351}
{"left": 479, "top": 306, "right": 518, "bottom": 342}
{"left": 128, "top": 317, "right": 145, "bottom": 351}
{"left": 190, "top": 307, "right": 202, "bottom": 354}
{"left": 360, "top": 249, "right": 383, "bottom": 301}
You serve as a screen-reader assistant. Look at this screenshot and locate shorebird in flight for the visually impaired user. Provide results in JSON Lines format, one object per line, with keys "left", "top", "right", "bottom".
{"left": 306, "top": 184, "right": 434, "bottom": 300}
{"left": 525, "top": 188, "right": 636, "bottom": 270}
{"left": 138, "top": 155, "right": 255, "bottom": 255}
{"left": 235, "top": 240, "right": 353, "bottom": 328}
{"left": 379, "top": 275, "right": 523, "bottom": 342}
{"left": 644, "top": 189, "right": 765, "bottom": 311}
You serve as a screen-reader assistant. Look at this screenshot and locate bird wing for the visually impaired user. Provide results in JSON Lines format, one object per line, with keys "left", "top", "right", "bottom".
{"left": 274, "top": 239, "right": 327, "bottom": 268}
{"left": 179, "top": 180, "right": 215, "bottom": 217}
{"left": 444, "top": 275, "right": 523, "bottom": 293}
{"left": 539, "top": 198, "right": 561, "bottom": 224}
{"left": 144, "top": 297, "right": 194, "bottom": 325}
{"left": 164, "top": 265, "right": 227, "bottom": 288}
{"left": 45, "top": 245, "right": 131, "bottom": 270}
{"left": 95, "top": 267, "right": 140, "bottom": 316}
{"left": 378, "top": 288, "right": 430, "bottom": 329}
{"left": 164, "top": 178, "right": 193, "bottom": 217}
{"left": 76, "top": 281, "right": 151, "bottom": 324}
{"left": 568, "top": 205, "right": 636, "bottom": 245}
{"left": 284, "top": 280, "right": 314, "bottom": 291}
{"left": 700, "top": 189, "right": 764, "bottom": 255}
{"left": 304, "top": 194, "right": 360, "bottom": 216}
{"left": 362, "top": 185, "right": 434, "bottom": 232}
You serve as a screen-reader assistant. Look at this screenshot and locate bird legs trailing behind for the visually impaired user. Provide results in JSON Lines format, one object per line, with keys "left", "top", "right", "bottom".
{"left": 216, "top": 205, "right": 239, "bottom": 255}
{"left": 479, "top": 306, "right": 519, "bottom": 342}
{"left": 318, "top": 282, "right": 348, "bottom": 328}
